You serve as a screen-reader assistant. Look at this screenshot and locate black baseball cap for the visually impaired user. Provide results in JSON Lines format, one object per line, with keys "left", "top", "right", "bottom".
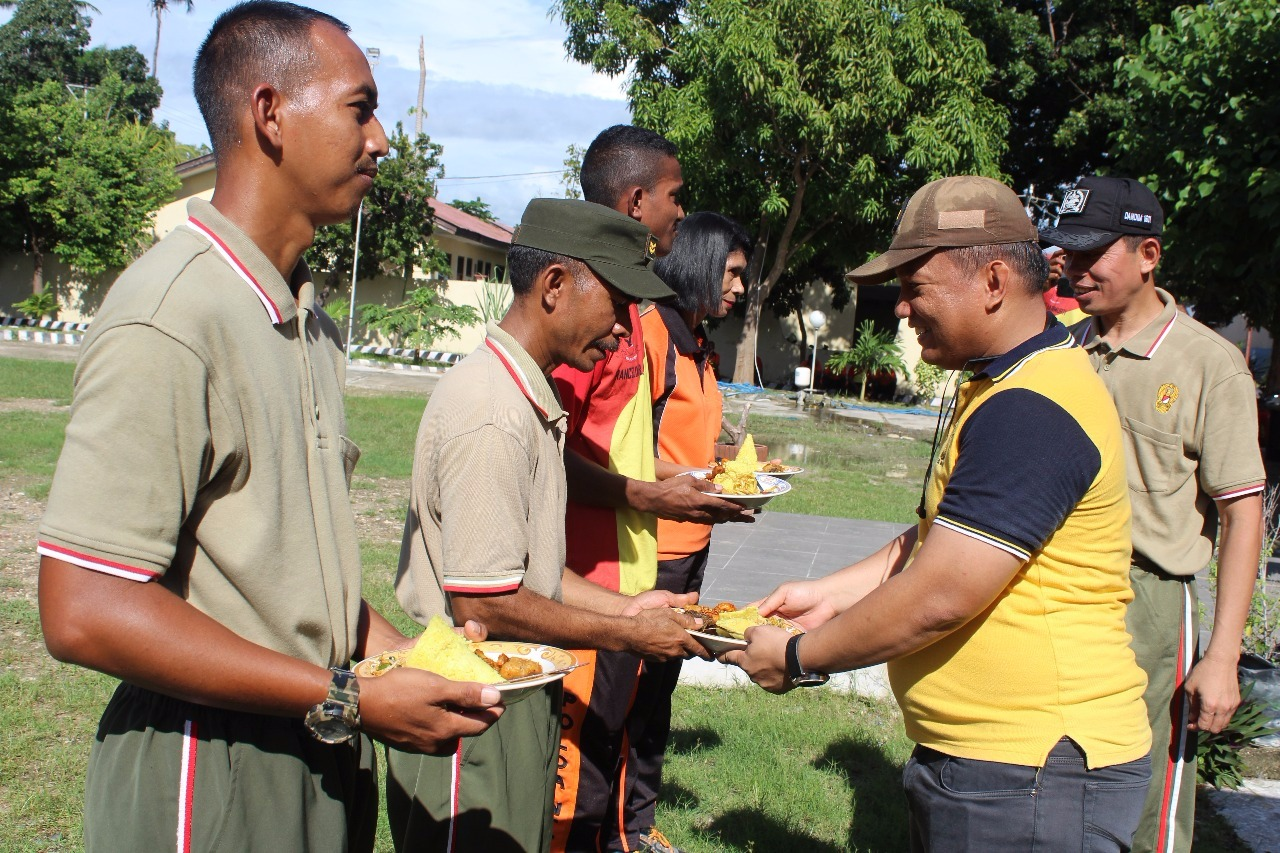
{"left": 512, "top": 198, "right": 674, "bottom": 300}
{"left": 1039, "top": 176, "right": 1163, "bottom": 252}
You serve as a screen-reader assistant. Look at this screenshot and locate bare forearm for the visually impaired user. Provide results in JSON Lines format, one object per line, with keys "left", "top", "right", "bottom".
{"left": 355, "top": 600, "right": 410, "bottom": 660}
{"left": 450, "top": 586, "right": 636, "bottom": 652}
{"left": 654, "top": 458, "right": 698, "bottom": 480}
{"left": 1204, "top": 494, "right": 1264, "bottom": 662}
{"left": 560, "top": 566, "right": 628, "bottom": 614}
{"left": 826, "top": 527, "right": 918, "bottom": 612}
{"left": 566, "top": 447, "right": 645, "bottom": 509}
{"left": 39, "top": 557, "right": 331, "bottom": 717}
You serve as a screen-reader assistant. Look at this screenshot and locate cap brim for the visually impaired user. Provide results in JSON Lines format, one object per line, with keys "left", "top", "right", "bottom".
{"left": 844, "top": 246, "right": 935, "bottom": 285}
{"left": 1038, "top": 225, "right": 1121, "bottom": 252}
{"left": 584, "top": 259, "right": 674, "bottom": 300}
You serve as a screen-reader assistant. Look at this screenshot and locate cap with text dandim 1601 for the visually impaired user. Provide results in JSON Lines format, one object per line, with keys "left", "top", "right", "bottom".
{"left": 512, "top": 198, "right": 673, "bottom": 300}
{"left": 1038, "top": 176, "right": 1164, "bottom": 252}
{"left": 845, "top": 176, "right": 1038, "bottom": 285}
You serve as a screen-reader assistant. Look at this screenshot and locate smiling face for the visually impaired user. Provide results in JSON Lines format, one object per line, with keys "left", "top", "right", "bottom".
{"left": 279, "top": 22, "right": 389, "bottom": 226}
{"left": 708, "top": 248, "right": 748, "bottom": 320}
{"left": 894, "top": 251, "right": 991, "bottom": 370}
{"left": 1062, "top": 237, "right": 1160, "bottom": 318}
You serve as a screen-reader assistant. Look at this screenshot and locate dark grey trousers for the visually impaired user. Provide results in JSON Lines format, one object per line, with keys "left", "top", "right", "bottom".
{"left": 904, "top": 737, "right": 1151, "bottom": 852}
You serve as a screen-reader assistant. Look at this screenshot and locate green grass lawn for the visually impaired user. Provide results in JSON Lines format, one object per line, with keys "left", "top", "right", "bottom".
{"left": 0, "top": 355, "right": 1248, "bottom": 852}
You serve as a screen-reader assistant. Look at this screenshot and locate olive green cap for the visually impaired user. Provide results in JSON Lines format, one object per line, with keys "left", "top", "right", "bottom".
{"left": 512, "top": 198, "right": 674, "bottom": 300}
{"left": 846, "top": 176, "right": 1038, "bottom": 285}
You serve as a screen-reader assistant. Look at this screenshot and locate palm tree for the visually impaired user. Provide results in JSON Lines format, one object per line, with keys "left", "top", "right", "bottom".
{"left": 149, "top": 0, "right": 193, "bottom": 83}
{"left": 826, "top": 320, "right": 908, "bottom": 402}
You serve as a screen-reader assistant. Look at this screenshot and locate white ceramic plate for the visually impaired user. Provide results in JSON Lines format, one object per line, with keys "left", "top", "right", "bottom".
{"left": 354, "top": 641, "right": 582, "bottom": 704}
{"left": 677, "top": 608, "right": 804, "bottom": 655}
{"left": 759, "top": 466, "right": 803, "bottom": 480}
{"left": 684, "top": 471, "right": 792, "bottom": 507}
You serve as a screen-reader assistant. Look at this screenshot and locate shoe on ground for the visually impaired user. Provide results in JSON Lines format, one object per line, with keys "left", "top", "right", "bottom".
{"left": 638, "top": 828, "right": 687, "bottom": 853}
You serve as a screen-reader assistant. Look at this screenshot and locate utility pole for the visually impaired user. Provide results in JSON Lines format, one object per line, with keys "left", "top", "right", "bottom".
{"left": 415, "top": 36, "right": 427, "bottom": 136}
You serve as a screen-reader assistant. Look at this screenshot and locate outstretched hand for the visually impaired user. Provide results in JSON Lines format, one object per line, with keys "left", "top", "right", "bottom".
{"left": 719, "top": 624, "right": 793, "bottom": 693}
{"left": 755, "top": 581, "right": 839, "bottom": 630}
{"left": 643, "top": 476, "right": 755, "bottom": 524}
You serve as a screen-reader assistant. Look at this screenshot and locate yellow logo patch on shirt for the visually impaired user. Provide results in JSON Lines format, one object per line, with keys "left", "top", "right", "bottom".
{"left": 1155, "top": 383, "right": 1179, "bottom": 413}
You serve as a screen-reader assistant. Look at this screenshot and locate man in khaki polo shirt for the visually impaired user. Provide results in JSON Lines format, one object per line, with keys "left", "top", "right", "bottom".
{"left": 387, "top": 198, "right": 708, "bottom": 853}
{"left": 1043, "top": 175, "right": 1265, "bottom": 853}
{"left": 36, "top": 4, "right": 500, "bottom": 851}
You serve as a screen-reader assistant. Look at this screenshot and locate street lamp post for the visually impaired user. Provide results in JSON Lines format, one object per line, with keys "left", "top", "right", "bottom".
{"left": 346, "top": 46, "right": 380, "bottom": 363}
{"left": 806, "top": 309, "right": 827, "bottom": 405}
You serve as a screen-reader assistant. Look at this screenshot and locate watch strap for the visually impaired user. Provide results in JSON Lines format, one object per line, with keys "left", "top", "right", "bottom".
{"left": 327, "top": 668, "right": 361, "bottom": 728}
{"left": 785, "top": 634, "right": 828, "bottom": 687}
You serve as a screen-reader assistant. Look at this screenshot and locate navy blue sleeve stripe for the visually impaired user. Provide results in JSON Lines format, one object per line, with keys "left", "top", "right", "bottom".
{"left": 937, "top": 388, "right": 1102, "bottom": 556}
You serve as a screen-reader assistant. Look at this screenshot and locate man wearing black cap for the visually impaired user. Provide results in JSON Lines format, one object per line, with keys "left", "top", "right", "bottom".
{"left": 1042, "top": 176, "right": 1265, "bottom": 853}
{"left": 726, "top": 176, "right": 1152, "bottom": 852}
{"left": 386, "top": 198, "right": 709, "bottom": 853}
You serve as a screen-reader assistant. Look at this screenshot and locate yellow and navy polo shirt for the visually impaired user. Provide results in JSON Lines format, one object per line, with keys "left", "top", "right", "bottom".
{"left": 1070, "top": 289, "right": 1265, "bottom": 577}
{"left": 889, "top": 322, "right": 1150, "bottom": 769}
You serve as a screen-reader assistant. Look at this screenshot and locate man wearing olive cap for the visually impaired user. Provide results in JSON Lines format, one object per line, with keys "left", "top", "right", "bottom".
{"left": 1043, "top": 175, "right": 1264, "bottom": 853}
{"left": 386, "top": 198, "right": 709, "bottom": 853}
{"left": 726, "top": 176, "right": 1151, "bottom": 851}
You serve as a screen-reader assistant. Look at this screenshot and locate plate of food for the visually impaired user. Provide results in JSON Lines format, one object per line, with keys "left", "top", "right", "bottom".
{"left": 686, "top": 465, "right": 791, "bottom": 508}
{"left": 354, "top": 617, "right": 583, "bottom": 704}
{"left": 677, "top": 601, "right": 804, "bottom": 655}
{"left": 758, "top": 459, "right": 804, "bottom": 479}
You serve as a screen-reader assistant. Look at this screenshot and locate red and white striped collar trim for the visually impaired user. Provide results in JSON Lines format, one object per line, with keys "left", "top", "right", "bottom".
{"left": 484, "top": 335, "right": 563, "bottom": 423}
{"left": 1141, "top": 313, "right": 1176, "bottom": 358}
{"left": 185, "top": 216, "right": 284, "bottom": 325}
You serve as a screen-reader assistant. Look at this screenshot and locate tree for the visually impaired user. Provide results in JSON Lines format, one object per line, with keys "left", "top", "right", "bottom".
{"left": 1109, "top": 0, "right": 1280, "bottom": 388}
{"left": 449, "top": 197, "right": 497, "bottom": 223}
{"left": 0, "top": 79, "right": 182, "bottom": 295}
{"left": 310, "top": 123, "right": 479, "bottom": 353}
{"left": 0, "top": 0, "right": 90, "bottom": 90}
{"left": 826, "top": 319, "right": 908, "bottom": 401}
{"left": 555, "top": 0, "right": 1008, "bottom": 383}
{"left": 561, "top": 143, "right": 583, "bottom": 199}
{"left": 148, "top": 0, "right": 193, "bottom": 84}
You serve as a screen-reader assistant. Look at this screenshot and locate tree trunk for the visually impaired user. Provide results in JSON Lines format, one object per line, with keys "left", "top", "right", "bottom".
{"left": 860, "top": 373, "right": 868, "bottom": 401}
{"left": 31, "top": 236, "right": 43, "bottom": 296}
{"left": 731, "top": 218, "right": 771, "bottom": 384}
{"left": 416, "top": 37, "right": 427, "bottom": 136}
{"left": 153, "top": 13, "right": 162, "bottom": 80}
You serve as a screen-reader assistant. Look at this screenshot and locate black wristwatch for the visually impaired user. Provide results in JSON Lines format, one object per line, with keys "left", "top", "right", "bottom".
{"left": 304, "top": 668, "right": 361, "bottom": 744}
{"left": 785, "top": 634, "right": 829, "bottom": 688}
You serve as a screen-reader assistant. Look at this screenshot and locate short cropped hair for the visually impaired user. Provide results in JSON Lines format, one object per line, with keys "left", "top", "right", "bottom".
{"left": 580, "top": 125, "right": 678, "bottom": 208}
{"left": 654, "top": 212, "right": 752, "bottom": 317}
{"left": 194, "top": 1, "right": 348, "bottom": 158}
{"left": 506, "top": 245, "right": 588, "bottom": 296}
{"left": 945, "top": 242, "right": 1049, "bottom": 295}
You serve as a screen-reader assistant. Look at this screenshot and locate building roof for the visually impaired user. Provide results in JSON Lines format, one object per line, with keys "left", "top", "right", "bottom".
{"left": 428, "top": 198, "right": 513, "bottom": 250}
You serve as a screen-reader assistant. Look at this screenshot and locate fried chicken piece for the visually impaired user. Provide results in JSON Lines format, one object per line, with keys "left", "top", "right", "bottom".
{"left": 498, "top": 657, "right": 543, "bottom": 680}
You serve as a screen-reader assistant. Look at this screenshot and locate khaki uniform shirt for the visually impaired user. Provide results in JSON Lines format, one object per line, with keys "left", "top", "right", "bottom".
{"left": 38, "top": 198, "right": 363, "bottom": 667}
{"left": 1073, "top": 288, "right": 1265, "bottom": 577}
{"left": 395, "top": 323, "right": 568, "bottom": 625}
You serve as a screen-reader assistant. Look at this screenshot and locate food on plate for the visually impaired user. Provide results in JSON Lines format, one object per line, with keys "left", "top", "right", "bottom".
{"left": 476, "top": 651, "right": 543, "bottom": 680}
{"left": 682, "top": 601, "right": 801, "bottom": 639}
{"left": 707, "top": 460, "right": 760, "bottom": 495}
{"left": 404, "top": 616, "right": 503, "bottom": 683}
{"left": 760, "top": 459, "right": 792, "bottom": 473}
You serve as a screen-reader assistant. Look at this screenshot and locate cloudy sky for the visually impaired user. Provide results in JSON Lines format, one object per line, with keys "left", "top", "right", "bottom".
{"left": 12, "top": 0, "right": 633, "bottom": 223}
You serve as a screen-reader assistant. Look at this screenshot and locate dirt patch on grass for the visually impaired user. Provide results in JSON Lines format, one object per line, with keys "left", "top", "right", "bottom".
{"left": 0, "top": 399, "right": 67, "bottom": 415}
{"left": 1, "top": 477, "right": 51, "bottom": 679}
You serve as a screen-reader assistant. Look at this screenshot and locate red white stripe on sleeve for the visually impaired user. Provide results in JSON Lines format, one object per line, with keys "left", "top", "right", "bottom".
{"left": 441, "top": 574, "right": 524, "bottom": 595}
{"left": 176, "top": 719, "right": 199, "bottom": 853}
{"left": 1213, "top": 483, "right": 1266, "bottom": 501}
{"left": 37, "top": 541, "right": 160, "bottom": 582}
{"left": 185, "top": 217, "right": 283, "bottom": 325}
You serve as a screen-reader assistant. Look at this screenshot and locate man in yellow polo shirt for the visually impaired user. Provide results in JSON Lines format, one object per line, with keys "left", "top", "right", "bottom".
{"left": 726, "top": 176, "right": 1151, "bottom": 851}
{"left": 1042, "top": 175, "right": 1265, "bottom": 853}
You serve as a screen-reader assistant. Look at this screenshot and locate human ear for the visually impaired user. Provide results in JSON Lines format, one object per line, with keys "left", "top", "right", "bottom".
{"left": 625, "top": 186, "right": 645, "bottom": 221}
{"left": 540, "top": 263, "right": 572, "bottom": 311}
{"left": 250, "top": 84, "right": 285, "bottom": 153}
{"left": 1138, "top": 238, "right": 1161, "bottom": 275}
{"left": 984, "top": 260, "right": 1010, "bottom": 310}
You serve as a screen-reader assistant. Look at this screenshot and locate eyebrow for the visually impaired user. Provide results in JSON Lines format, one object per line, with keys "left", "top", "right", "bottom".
{"left": 347, "top": 83, "right": 378, "bottom": 104}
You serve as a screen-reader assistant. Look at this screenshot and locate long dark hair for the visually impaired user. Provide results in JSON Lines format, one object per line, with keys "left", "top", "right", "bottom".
{"left": 653, "top": 212, "right": 751, "bottom": 317}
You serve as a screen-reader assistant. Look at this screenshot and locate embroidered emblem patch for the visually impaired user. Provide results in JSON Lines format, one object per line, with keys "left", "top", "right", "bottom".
{"left": 1155, "top": 383, "right": 1179, "bottom": 413}
{"left": 646, "top": 235, "right": 658, "bottom": 261}
{"left": 1060, "top": 189, "right": 1090, "bottom": 215}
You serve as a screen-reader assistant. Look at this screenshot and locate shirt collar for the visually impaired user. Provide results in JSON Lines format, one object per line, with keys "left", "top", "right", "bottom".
{"left": 1079, "top": 287, "right": 1178, "bottom": 359}
{"left": 183, "top": 198, "right": 301, "bottom": 325}
{"left": 483, "top": 322, "right": 566, "bottom": 427}
{"left": 968, "top": 320, "right": 1076, "bottom": 383}
{"left": 654, "top": 303, "right": 706, "bottom": 356}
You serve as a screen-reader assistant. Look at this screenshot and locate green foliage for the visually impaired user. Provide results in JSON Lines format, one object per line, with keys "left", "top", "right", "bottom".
{"left": 310, "top": 122, "right": 449, "bottom": 293}
{"left": 0, "top": 78, "right": 182, "bottom": 293}
{"left": 477, "top": 279, "right": 512, "bottom": 324}
{"left": 912, "top": 361, "right": 946, "bottom": 404}
{"left": 1196, "top": 682, "right": 1278, "bottom": 789}
{"left": 0, "top": 0, "right": 91, "bottom": 91}
{"left": 1241, "top": 487, "right": 1280, "bottom": 662}
{"left": 11, "top": 285, "right": 58, "bottom": 319}
{"left": 554, "top": 0, "right": 1008, "bottom": 383}
{"left": 826, "top": 320, "right": 908, "bottom": 401}
{"left": 357, "top": 286, "right": 480, "bottom": 355}
{"left": 448, "top": 197, "right": 497, "bottom": 223}
{"left": 561, "top": 142, "right": 583, "bottom": 199}
{"left": 74, "top": 43, "right": 163, "bottom": 124}
{"left": 1111, "top": 0, "right": 1280, "bottom": 342}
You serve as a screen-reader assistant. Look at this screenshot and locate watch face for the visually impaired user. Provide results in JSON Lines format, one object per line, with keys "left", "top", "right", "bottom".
{"left": 792, "top": 672, "right": 830, "bottom": 688}
{"left": 305, "top": 707, "right": 354, "bottom": 744}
